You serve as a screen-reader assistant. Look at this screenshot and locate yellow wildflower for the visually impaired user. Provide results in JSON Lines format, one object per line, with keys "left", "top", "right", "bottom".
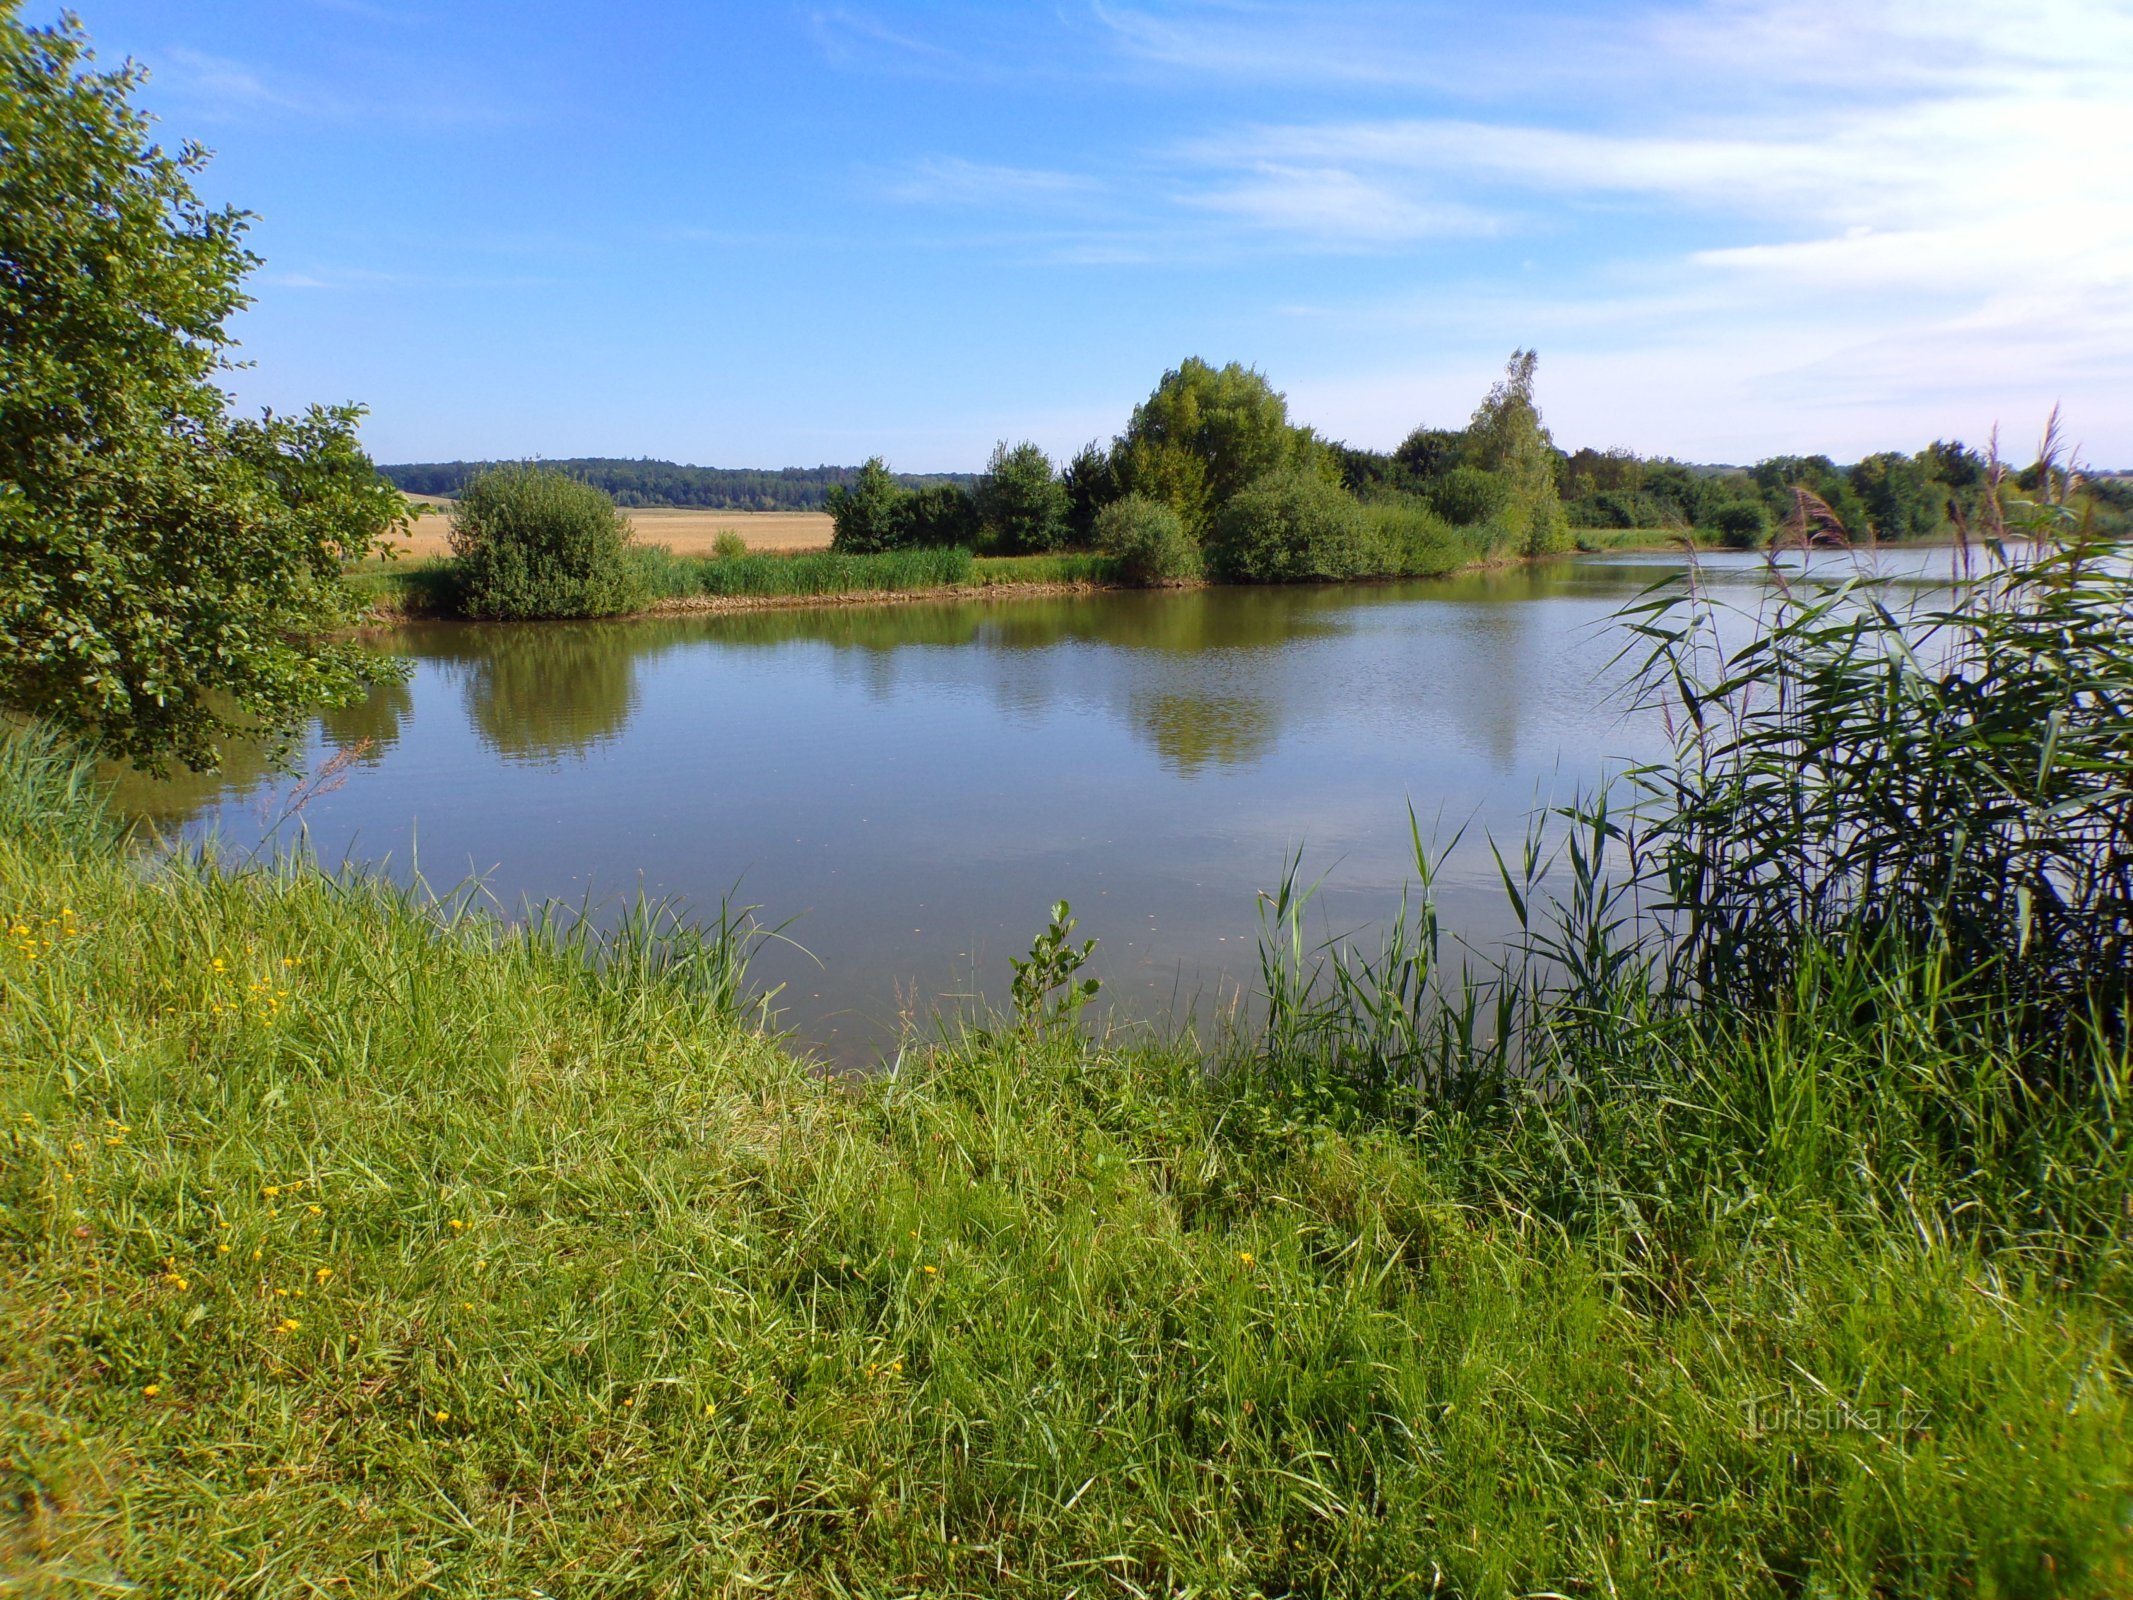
{"left": 315, "top": 1267, "right": 332, "bottom": 1284}
{"left": 1238, "top": 1252, "right": 1255, "bottom": 1266}
{"left": 143, "top": 1384, "right": 161, "bottom": 1398}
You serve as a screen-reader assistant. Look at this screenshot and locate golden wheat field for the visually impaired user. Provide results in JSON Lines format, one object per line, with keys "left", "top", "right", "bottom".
{"left": 391, "top": 495, "right": 833, "bottom": 558}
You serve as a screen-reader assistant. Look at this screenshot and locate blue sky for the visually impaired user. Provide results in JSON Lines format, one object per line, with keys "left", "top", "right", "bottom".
{"left": 59, "top": 0, "right": 2133, "bottom": 469}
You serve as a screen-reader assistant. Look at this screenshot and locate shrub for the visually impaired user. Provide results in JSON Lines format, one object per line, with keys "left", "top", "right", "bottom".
{"left": 826, "top": 458, "right": 907, "bottom": 553}
{"left": 449, "top": 466, "right": 644, "bottom": 620}
{"left": 975, "top": 441, "right": 1069, "bottom": 554}
{"left": 1709, "top": 501, "right": 1770, "bottom": 549}
{"left": 1361, "top": 498, "right": 1474, "bottom": 577}
{"left": 713, "top": 531, "right": 747, "bottom": 559}
{"left": 1425, "top": 465, "right": 1511, "bottom": 527}
{"left": 1207, "top": 469, "right": 1369, "bottom": 582}
{"left": 1094, "top": 494, "right": 1199, "bottom": 584}
{"left": 904, "top": 482, "right": 980, "bottom": 549}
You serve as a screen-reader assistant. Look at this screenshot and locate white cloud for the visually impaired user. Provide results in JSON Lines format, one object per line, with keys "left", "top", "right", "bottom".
{"left": 1177, "top": 163, "right": 1500, "bottom": 245}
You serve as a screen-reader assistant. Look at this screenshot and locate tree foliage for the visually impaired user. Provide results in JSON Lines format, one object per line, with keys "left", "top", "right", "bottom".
{"left": 1094, "top": 494, "right": 1198, "bottom": 584}
{"left": 448, "top": 465, "right": 644, "bottom": 620}
{"left": 1116, "top": 359, "right": 1324, "bottom": 533}
{"left": 1207, "top": 468, "right": 1370, "bottom": 582}
{"left": 0, "top": 7, "right": 404, "bottom": 772}
{"left": 1463, "top": 350, "right": 1570, "bottom": 555}
{"left": 975, "top": 440, "right": 1068, "bottom": 554}
{"left": 825, "top": 457, "right": 908, "bottom": 553}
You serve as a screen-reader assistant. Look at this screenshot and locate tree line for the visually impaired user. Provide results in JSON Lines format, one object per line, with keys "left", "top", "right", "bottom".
{"left": 380, "top": 458, "right": 976, "bottom": 511}
{"left": 822, "top": 355, "right": 2128, "bottom": 576}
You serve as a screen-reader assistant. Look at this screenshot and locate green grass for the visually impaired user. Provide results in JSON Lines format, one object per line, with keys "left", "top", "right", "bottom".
{"left": 343, "top": 556, "right": 463, "bottom": 616}
{"left": 633, "top": 544, "right": 974, "bottom": 601}
{"left": 3, "top": 732, "right": 2128, "bottom": 1595}
{"left": 969, "top": 551, "right": 1124, "bottom": 586}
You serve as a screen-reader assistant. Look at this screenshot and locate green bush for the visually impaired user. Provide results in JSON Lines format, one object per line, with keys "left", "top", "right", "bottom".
{"left": 1207, "top": 469, "right": 1369, "bottom": 582}
{"left": 1425, "top": 465, "right": 1511, "bottom": 527}
{"left": 448, "top": 465, "right": 644, "bottom": 619}
{"left": 712, "top": 531, "right": 747, "bottom": 559}
{"left": 1094, "top": 494, "right": 1199, "bottom": 584}
{"left": 903, "top": 482, "right": 980, "bottom": 549}
{"left": 1708, "top": 501, "right": 1770, "bottom": 549}
{"left": 826, "top": 458, "right": 907, "bottom": 553}
{"left": 975, "top": 441, "right": 1069, "bottom": 553}
{"left": 1360, "top": 498, "right": 1478, "bottom": 576}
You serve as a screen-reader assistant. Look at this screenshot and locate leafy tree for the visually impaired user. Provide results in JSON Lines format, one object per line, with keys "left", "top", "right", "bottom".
{"left": 1847, "top": 451, "right": 1939, "bottom": 539}
{"left": 1708, "top": 500, "right": 1770, "bottom": 549}
{"left": 1094, "top": 494, "right": 1198, "bottom": 584}
{"left": 1426, "top": 466, "right": 1510, "bottom": 527}
{"left": 1111, "top": 435, "right": 1212, "bottom": 537}
{"left": 1117, "top": 359, "right": 1322, "bottom": 531}
{"left": 1920, "top": 439, "right": 1986, "bottom": 492}
{"left": 975, "top": 440, "right": 1069, "bottom": 554}
{"left": 1393, "top": 426, "right": 1464, "bottom": 482}
{"left": 1563, "top": 445, "right": 1645, "bottom": 499}
{"left": 1061, "top": 440, "right": 1118, "bottom": 545}
{"left": 826, "top": 457, "right": 907, "bottom": 553}
{"left": 448, "top": 465, "right": 644, "bottom": 620}
{"left": 1207, "top": 468, "right": 1369, "bottom": 582}
{"left": 1463, "top": 349, "right": 1569, "bottom": 555}
{"left": 1752, "top": 454, "right": 1866, "bottom": 533}
{"left": 0, "top": 7, "right": 404, "bottom": 773}
{"left": 903, "top": 481, "right": 979, "bottom": 548}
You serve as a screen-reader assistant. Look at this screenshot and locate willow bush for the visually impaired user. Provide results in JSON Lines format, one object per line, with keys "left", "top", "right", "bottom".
{"left": 448, "top": 464, "right": 645, "bottom": 620}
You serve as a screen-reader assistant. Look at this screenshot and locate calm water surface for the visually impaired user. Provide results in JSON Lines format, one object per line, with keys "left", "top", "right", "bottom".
{"left": 128, "top": 547, "right": 1960, "bottom": 1062}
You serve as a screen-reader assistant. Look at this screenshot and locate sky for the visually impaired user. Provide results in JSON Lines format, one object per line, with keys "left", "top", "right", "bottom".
{"left": 54, "top": 0, "right": 2133, "bottom": 470}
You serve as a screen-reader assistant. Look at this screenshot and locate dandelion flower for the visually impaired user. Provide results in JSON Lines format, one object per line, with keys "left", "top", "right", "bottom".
{"left": 275, "top": 1318, "right": 300, "bottom": 1334}
{"left": 433, "top": 1409, "right": 450, "bottom": 1424}
{"left": 1238, "top": 1252, "right": 1255, "bottom": 1266}
{"left": 315, "top": 1267, "right": 332, "bottom": 1284}
{"left": 143, "top": 1384, "right": 161, "bottom": 1398}
{"left": 922, "top": 1264, "right": 938, "bottom": 1276}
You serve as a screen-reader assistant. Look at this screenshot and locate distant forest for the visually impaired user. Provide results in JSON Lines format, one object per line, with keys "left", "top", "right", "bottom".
{"left": 379, "top": 459, "right": 976, "bottom": 510}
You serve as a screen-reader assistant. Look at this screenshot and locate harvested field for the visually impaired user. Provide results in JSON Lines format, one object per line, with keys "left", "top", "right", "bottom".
{"left": 390, "top": 496, "right": 832, "bottom": 558}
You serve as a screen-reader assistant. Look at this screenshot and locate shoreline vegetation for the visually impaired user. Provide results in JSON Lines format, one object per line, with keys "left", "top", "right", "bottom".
{"left": 363, "top": 356, "right": 2128, "bottom": 629}
{"left": 6, "top": 504, "right": 2131, "bottom": 1592}
{"left": 346, "top": 524, "right": 1721, "bottom": 623}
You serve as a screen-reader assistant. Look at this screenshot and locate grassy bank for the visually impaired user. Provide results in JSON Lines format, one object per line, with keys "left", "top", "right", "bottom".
{"left": 2, "top": 717, "right": 2127, "bottom": 1595}
{"left": 345, "top": 525, "right": 1689, "bottom": 621}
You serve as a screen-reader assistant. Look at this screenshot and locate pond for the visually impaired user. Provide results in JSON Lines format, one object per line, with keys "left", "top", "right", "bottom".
{"left": 125, "top": 546, "right": 1964, "bottom": 1063}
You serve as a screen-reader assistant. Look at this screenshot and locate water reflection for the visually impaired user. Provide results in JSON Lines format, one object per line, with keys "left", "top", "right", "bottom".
{"left": 126, "top": 549, "right": 1966, "bottom": 1063}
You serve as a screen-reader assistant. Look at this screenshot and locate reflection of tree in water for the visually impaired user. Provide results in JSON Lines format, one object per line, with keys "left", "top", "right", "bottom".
{"left": 103, "top": 733, "right": 281, "bottom": 830}
{"left": 455, "top": 622, "right": 642, "bottom": 763}
{"left": 320, "top": 675, "right": 413, "bottom": 764}
{"left": 1132, "top": 692, "right": 1278, "bottom": 776}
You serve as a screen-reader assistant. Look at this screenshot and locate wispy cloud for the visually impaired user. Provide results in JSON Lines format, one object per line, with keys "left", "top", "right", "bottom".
{"left": 808, "top": 7, "right": 971, "bottom": 72}
{"left": 887, "top": 157, "right": 1105, "bottom": 208}
{"left": 149, "top": 43, "right": 511, "bottom": 129}
{"left": 1178, "top": 163, "right": 1499, "bottom": 246}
